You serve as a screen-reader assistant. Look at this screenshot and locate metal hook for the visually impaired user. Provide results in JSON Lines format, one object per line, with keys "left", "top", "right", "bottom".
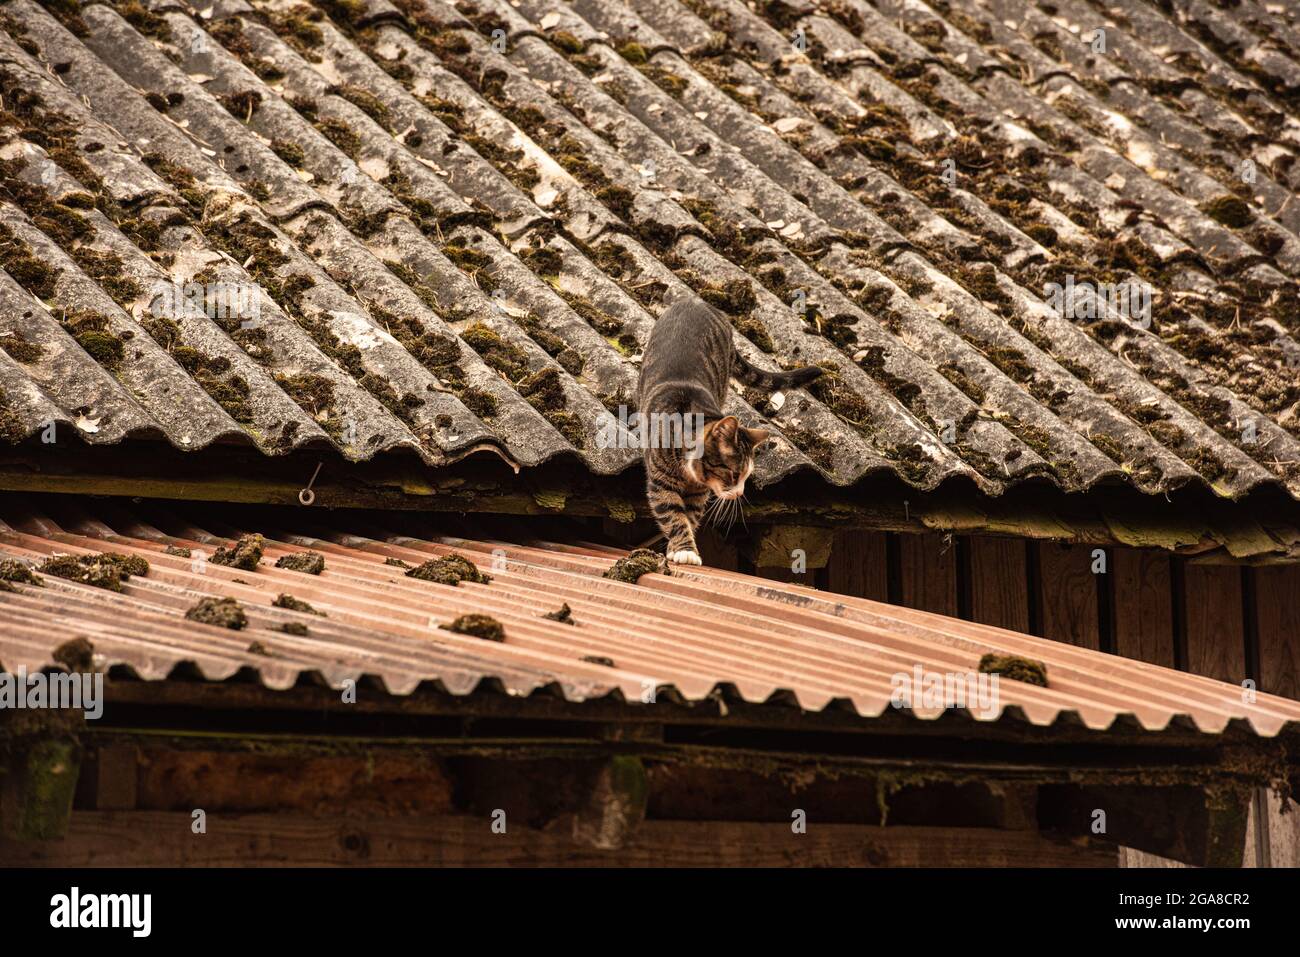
{"left": 298, "top": 462, "right": 322, "bottom": 506}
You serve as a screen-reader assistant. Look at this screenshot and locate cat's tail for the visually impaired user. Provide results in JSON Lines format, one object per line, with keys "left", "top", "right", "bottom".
{"left": 733, "top": 351, "right": 824, "bottom": 391}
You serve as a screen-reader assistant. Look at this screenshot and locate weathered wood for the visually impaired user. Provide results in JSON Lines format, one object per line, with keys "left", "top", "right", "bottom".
{"left": 1036, "top": 542, "right": 1101, "bottom": 650}
{"left": 88, "top": 677, "right": 1283, "bottom": 756}
{"left": 1182, "top": 564, "right": 1247, "bottom": 685}
{"left": 898, "top": 533, "right": 958, "bottom": 616}
{"left": 747, "top": 525, "right": 834, "bottom": 569}
{"left": 1040, "top": 784, "right": 1251, "bottom": 867}
{"left": 92, "top": 745, "right": 138, "bottom": 811}
{"left": 1245, "top": 787, "right": 1269, "bottom": 868}
{"left": 1112, "top": 549, "right": 1176, "bottom": 667}
{"left": 1264, "top": 792, "right": 1300, "bottom": 868}
{"left": 0, "top": 738, "right": 82, "bottom": 840}
{"left": 1253, "top": 565, "right": 1300, "bottom": 700}
{"left": 968, "top": 537, "right": 1030, "bottom": 632}
{"left": 0, "top": 812, "right": 1118, "bottom": 867}
{"left": 694, "top": 528, "right": 739, "bottom": 570}
{"left": 131, "top": 750, "right": 456, "bottom": 815}
{"left": 568, "top": 757, "right": 647, "bottom": 850}
{"left": 827, "top": 530, "right": 889, "bottom": 601}
{"left": 1118, "top": 847, "right": 1188, "bottom": 868}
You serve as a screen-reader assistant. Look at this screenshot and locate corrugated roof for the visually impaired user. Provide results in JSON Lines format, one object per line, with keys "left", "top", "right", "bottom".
{"left": 3, "top": 500, "right": 1300, "bottom": 738}
{"left": 2, "top": 0, "right": 1300, "bottom": 500}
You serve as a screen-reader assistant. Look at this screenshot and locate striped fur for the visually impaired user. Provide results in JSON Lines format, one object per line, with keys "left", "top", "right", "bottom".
{"left": 637, "top": 298, "right": 822, "bottom": 564}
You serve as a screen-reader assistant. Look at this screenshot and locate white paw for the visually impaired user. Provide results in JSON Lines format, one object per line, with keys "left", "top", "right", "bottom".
{"left": 668, "top": 550, "right": 702, "bottom": 566}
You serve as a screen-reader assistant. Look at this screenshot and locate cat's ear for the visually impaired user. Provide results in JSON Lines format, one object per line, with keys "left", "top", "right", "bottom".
{"left": 744, "top": 427, "right": 771, "bottom": 448}
{"left": 711, "top": 416, "right": 740, "bottom": 442}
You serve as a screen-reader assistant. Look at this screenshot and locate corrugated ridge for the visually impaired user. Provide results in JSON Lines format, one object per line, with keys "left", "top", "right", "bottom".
{"left": 2, "top": 502, "right": 1300, "bottom": 736}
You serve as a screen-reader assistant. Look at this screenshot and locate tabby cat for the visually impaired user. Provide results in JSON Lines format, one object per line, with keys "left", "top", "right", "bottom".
{"left": 636, "top": 298, "right": 823, "bottom": 565}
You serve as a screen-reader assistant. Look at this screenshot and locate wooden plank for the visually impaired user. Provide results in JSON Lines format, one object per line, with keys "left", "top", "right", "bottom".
{"left": 694, "top": 528, "right": 739, "bottom": 571}
{"left": 1118, "top": 847, "right": 1187, "bottom": 868}
{"left": 1265, "top": 793, "right": 1300, "bottom": 868}
{"left": 1253, "top": 565, "right": 1300, "bottom": 700}
{"left": 1182, "top": 564, "right": 1246, "bottom": 684}
{"left": 93, "top": 745, "right": 138, "bottom": 811}
{"left": 826, "top": 530, "right": 888, "bottom": 601}
{"left": 0, "top": 739, "right": 82, "bottom": 841}
{"left": 0, "top": 812, "right": 1118, "bottom": 867}
{"left": 131, "top": 750, "right": 455, "bottom": 814}
{"left": 898, "top": 533, "right": 958, "bottom": 616}
{"left": 1036, "top": 542, "right": 1100, "bottom": 650}
{"left": 1112, "top": 549, "right": 1175, "bottom": 667}
{"left": 1041, "top": 783, "right": 1250, "bottom": 867}
{"left": 968, "top": 536, "right": 1030, "bottom": 632}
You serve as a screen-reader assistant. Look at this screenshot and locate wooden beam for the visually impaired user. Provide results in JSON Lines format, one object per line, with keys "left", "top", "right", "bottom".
{"left": 1262, "top": 792, "right": 1300, "bottom": 868}
{"left": 1182, "top": 564, "right": 1247, "bottom": 685}
{"left": 968, "top": 536, "right": 1030, "bottom": 632}
{"left": 568, "top": 757, "right": 647, "bottom": 850}
{"left": 89, "top": 744, "right": 138, "bottom": 811}
{"left": 1039, "top": 784, "right": 1252, "bottom": 867}
{"left": 1036, "top": 541, "right": 1100, "bottom": 650}
{"left": 92, "top": 678, "right": 1287, "bottom": 754}
{"left": 827, "top": 530, "right": 889, "bottom": 601}
{"left": 694, "top": 528, "right": 739, "bottom": 570}
{"left": 1253, "top": 565, "right": 1300, "bottom": 700}
{"left": 0, "top": 738, "right": 82, "bottom": 840}
{"left": 1112, "top": 548, "right": 1175, "bottom": 667}
{"left": 746, "top": 525, "right": 835, "bottom": 570}
{"left": 898, "top": 533, "right": 958, "bottom": 616}
{"left": 0, "top": 811, "right": 1118, "bottom": 866}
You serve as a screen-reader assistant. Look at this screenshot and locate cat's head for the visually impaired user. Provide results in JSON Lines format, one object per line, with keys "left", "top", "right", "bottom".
{"left": 691, "top": 416, "right": 771, "bottom": 499}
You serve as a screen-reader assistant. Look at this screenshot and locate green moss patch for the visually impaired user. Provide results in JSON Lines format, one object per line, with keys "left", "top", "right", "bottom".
{"left": 543, "top": 602, "right": 575, "bottom": 624}
{"left": 0, "top": 222, "right": 59, "bottom": 299}
{"left": 0, "top": 332, "right": 44, "bottom": 363}
{"left": 782, "top": 425, "right": 836, "bottom": 470}
{"left": 273, "top": 593, "right": 325, "bottom": 615}
{"left": 210, "top": 533, "right": 264, "bottom": 571}
{"left": 1201, "top": 195, "right": 1254, "bottom": 229}
{"left": 275, "top": 551, "right": 326, "bottom": 575}
{"left": 978, "top": 653, "right": 1048, "bottom": 687}
{"left": 329, "top": 84, "right": 390, "bottom": 126}
{"left": 442, "top": 613, "right": 505, "bottom": 641}
{"left": 186, "top": 596, "right": 248, "bottom": 630}
{"left": 699, "top": 277, "right": 758, "bottom": 315}
{"left": 443, "top": 243, "right": 494, "bottom": 278}
{"left": 271, "top": 139, "right": 307, "bottom": 167}
{"left": 406, "top": 552, "right": 492, "bottom": 585}
{"left": 38, "top": 552, "right": 147, "bottom": 591}
{"left": 0, "top": 558, "right": 43, "bottom": 586}
{"left": 53, "top": 636, "right": 94, "bottom": 672}
{"left": 461, "top": 322, "right": 530, "bottom": 380}
{"left": 604, "top": 548, "right": 668, "bottom": 583}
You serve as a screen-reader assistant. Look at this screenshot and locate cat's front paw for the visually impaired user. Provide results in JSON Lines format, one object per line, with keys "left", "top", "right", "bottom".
{"left": 668, "top": 549, "right": 703, "bottom": 566}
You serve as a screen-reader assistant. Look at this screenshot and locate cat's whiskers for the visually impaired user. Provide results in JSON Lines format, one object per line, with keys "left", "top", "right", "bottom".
{"left": 721, "top": 495, "right": 742, "bottom": 537}
{"left": 706, "top": 495, "right": 730, "bottom": 529}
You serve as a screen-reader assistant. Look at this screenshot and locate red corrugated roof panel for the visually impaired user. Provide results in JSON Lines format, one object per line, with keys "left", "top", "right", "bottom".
{"left": 2, "top": 503, "right": 1297, "bottom": 739}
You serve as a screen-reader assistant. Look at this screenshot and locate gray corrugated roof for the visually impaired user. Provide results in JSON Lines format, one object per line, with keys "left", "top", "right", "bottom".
{"left": 1, "top": 0, "right": 1299, "bottom": 500}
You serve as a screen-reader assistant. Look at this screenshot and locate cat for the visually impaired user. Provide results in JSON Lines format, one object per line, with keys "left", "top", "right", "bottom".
{"left": 636, "top": 297, "right": 823, "bottom": 565}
